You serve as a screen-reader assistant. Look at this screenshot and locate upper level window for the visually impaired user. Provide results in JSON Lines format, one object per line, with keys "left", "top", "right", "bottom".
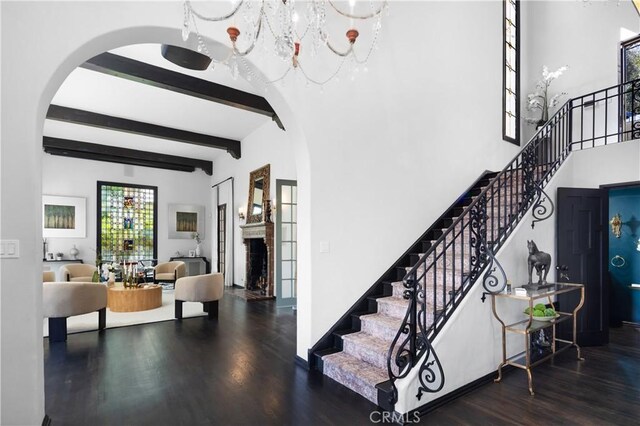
{"left": 503, "top": 0, "right": 519, "bottom": 144}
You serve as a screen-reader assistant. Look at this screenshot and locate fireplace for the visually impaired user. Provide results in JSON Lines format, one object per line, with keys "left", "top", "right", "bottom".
{"left": 240, "top": 222, "right": 274, "bottom": 298}
{"left": 247, "top": 239, "right": 267, "bottom": 290}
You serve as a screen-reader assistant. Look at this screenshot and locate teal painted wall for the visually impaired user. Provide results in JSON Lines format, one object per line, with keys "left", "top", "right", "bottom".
{"left": 609, "top": 187, "right": 640, "bottom": 324}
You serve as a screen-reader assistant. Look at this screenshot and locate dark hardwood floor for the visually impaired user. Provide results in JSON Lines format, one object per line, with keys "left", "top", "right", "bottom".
{"left": 423, "top": 325, "right": 640, "bottom": 425}
{"left": 45, "top": 295, "right": 640, "bottom": 425}
{"left": 44, "top": 293, "right": 377, "bottom": 425}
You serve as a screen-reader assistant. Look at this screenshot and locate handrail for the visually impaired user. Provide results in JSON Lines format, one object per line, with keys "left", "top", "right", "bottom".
{"left": 385, "top": 77, "right": 640, "bottom": 408}
{"left": 307, "top": 170, "right": 496, "bottom": 369}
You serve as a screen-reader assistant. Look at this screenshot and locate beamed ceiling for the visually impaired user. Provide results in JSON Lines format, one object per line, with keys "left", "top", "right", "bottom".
{"left": 43, "top": 43, "right": 282, "bottom": 174}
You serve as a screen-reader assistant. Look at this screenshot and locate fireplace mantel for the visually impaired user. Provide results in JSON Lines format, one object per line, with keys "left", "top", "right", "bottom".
{"left": 240, "top": 222, "right": 274, "bottom": 298}
{"left": 240, "top": 222, "right": 273, "bottom": 240}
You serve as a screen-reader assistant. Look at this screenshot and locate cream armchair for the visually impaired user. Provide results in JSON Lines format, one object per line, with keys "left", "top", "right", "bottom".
{"left": 43, "top": 282, "right": 107, "bottom": 342}
{"left": 153, "top": 261, "right": 186, "bottom": 289}
{"left": 59, "top": 264, "right": 97, "bottom": 282}
{"left": 174, "top": 273, "right": 224, "bottom": 320}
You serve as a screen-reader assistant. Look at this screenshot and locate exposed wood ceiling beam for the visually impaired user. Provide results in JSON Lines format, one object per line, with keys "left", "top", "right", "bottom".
{"left": 43, "top": 136, "right": 214, "bottom": 175}
{"left": 46, "top": 105, "right": 241, "bottom": 159}
{"left": 81, "top": 52, "right": 284, "bottom": 130}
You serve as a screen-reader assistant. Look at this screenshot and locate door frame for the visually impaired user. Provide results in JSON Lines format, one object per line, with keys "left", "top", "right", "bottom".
{"left": 275, "top": 179, "right": 297, "bottom": 308}
{"left": 600, "top": 180, "right": 640, "bottom": 326}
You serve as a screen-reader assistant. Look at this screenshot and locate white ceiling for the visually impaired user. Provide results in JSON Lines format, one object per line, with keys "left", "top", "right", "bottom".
{"left": 45, "top": 43, "right": 274, "bottom": 162}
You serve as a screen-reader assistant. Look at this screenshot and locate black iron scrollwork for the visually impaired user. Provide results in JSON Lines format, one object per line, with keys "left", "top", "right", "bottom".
{"left": 480, "top": 245, "right": 507, "bottom": 302}
{"left": 415, "top": 340, "right": 445, "bottom": 400}
{"left": 633, "top": 81, "right": 640, "bottom": 139}
{"left": 522, "top": 141, "right": 554, "bottom": 229}
{"left": 387, "top": 273, "right": 445, "bottom": 406}
{"left": 469, "top": 194, "right": 488, "bottom": 282}
{"left": 530, "top": 182, "right": 554, "bottom": 229}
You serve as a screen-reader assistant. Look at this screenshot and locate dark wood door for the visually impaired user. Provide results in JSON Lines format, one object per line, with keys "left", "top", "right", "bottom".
{"left": 556, "top": 187, "right": 608, "bottom": 346}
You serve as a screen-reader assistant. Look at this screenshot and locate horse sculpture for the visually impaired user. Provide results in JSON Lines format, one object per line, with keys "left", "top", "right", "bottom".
{"left": 527, "top": 240, "right": 551, "bottom": 287}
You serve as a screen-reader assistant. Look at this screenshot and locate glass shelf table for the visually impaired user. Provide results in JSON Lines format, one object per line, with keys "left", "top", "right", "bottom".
{"left": 491, "top": 282, "right": 585, "bottom": 395}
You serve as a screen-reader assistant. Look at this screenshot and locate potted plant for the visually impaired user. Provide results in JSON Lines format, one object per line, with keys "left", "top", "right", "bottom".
{"left": 192, "top": 232, "right": 202, "bottom": 256}
{"left": 55, "top": 252, "right": 64, "bottom": 261}
{"left": 526, "top": 65, "right": 569, "bottom": 128}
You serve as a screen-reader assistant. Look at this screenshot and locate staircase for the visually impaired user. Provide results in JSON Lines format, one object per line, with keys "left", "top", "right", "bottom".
{"left": 309, "top": 78, "right": 639, "bottom": 410}
{"left": 311, "top": 172, "right": 499, "bottom": 403}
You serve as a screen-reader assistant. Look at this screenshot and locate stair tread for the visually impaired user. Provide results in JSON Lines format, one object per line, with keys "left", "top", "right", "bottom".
{"left": 343, "top": 331, "right": 393, "bottom": 353}
{"left": 334, "top": 328, "right": 358, "bottom": 337}
{"left": 376, "top": 296, "right": 409, "bottom": 307}
{"left": 360, "top": 312, "right": 404, "bottom": 329}
{"left": 322, "top": 351, "right": 388, "bottom": 403}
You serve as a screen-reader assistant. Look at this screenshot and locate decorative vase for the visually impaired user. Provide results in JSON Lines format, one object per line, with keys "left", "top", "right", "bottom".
{"left": 108, "top": 272, "right": 115, "bottom": 285}
{"left": 195, "top": 243, "right": 201, "bottom": 257}
{"left": 91, "top": 270, "right": 100, "bottom": 283}
{"left": 70, "top": 245, "right": 79, "bottom": 260}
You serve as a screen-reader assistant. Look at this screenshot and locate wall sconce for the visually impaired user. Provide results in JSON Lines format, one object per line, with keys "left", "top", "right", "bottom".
{"left": 238, "top": 207, "right": 245, "bottom": 220}
{"left": 610, "top": 213, "right": 622, "bottom": 238}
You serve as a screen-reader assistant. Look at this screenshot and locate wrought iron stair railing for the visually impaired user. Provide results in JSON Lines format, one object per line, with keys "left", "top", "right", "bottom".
{"left": 384, "top": 78, "right": 640, "bottom": 408}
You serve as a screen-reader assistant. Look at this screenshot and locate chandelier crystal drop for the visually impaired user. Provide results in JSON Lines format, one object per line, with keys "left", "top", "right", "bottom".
{"left": 180, "top": 0, "right": 388, "bottom": 87}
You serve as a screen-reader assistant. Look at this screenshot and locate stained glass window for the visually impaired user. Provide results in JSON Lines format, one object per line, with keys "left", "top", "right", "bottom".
{"left": 97, "top": 181, "right": 157, "bottom": 262}
{"left": 503, "top": 0, "right": 519, "bottom": 144}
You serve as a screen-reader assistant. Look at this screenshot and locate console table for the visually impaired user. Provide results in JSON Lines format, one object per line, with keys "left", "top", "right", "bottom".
{"left": 491, "top": 283, "right": 585, "bottom": 395}
{"left": 169, "top": 256, "right": 210, "bottom": 277}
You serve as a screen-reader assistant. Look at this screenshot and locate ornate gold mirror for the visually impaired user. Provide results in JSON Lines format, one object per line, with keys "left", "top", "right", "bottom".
{"left": 246, "top": 164, "right": 270, "bottom": 224}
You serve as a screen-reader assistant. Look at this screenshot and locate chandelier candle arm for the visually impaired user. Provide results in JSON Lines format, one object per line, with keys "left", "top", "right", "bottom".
{"left": 180, "top": 0, "right": 387, "bottom": 86}
{"left": 328, "top": 0, "right": 388, "bottom": 19}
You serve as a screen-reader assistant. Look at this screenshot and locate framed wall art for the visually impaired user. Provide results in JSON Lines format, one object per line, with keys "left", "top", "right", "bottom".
{"left": 42, "top": 195, "right": 86, "bottom": 238}
{"left": 168, "top": 204, "right": 205, "bottom": 239}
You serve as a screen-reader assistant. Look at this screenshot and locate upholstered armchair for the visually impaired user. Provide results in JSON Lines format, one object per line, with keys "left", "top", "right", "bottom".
{"left": 174, "top": 273, "right": 224, "bottom": 320}
{"left": 153, "top": 261, "right": 186, "bottom": 289}
{"left": 43, "top": 282, "right": 107, "bottom": 342}
{"left": 59, "top": 264, "right": 97, "bottom": 282}
{"left": 43, "top": 271, "right": 56, "bottom": 282}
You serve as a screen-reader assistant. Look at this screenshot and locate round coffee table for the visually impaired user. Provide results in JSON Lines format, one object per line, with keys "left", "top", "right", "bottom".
{"left": 107, "top": 285, "right": 162, "bottom": 312}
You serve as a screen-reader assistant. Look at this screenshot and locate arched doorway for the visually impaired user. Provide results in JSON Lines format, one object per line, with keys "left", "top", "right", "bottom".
{"left": 1, "top": 4, "right": 311, "bottom": 423}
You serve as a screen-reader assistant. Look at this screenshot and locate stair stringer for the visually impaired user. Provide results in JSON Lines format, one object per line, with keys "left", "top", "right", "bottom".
{"left": 391, "top": 156, "right": 574, "bottom": 415}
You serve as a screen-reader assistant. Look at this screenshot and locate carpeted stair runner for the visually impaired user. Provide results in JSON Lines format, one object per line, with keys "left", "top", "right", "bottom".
{"left": 321, "top": 173, "right": 525, "bottom": 405}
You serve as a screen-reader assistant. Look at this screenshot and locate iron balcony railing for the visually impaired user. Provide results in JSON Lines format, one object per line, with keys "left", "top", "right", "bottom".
{"left": 385, "top": 78, "right": 640, "bottom": 406}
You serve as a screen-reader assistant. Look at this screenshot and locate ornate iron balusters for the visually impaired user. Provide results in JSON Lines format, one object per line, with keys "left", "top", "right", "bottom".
{"left": 631, "top": 80, "right": 640, "bottom": 139}
{"left": 469, "top": 194, "right": 488, "bottom": 282}
{"left": 522, "top": 141, "right": 554, "bottom": 229}
{"left": 383, "top": 79, "right": 640, "bottom": 410}
{"left": 387, "top": 270, "right": 446, "bottom": 405}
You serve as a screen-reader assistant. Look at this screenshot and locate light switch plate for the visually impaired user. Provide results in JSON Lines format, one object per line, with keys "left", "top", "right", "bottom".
{"left": 0, "top": 239, "right": 20, "bottom": 259}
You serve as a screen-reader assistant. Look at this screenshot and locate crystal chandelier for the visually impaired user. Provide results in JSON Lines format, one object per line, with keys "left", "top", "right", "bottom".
{"left": 180, "top": 0, "right": 388, "bottom": 87}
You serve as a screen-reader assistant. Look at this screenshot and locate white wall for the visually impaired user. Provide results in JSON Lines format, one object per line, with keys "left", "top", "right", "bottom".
{"left": 41, "top": 153, "right": 214, "bottom": 267}
{"left": 2, "top": 2, "right": 632, "bottom": 422}
{"left": 282, "top": 0, "right": 522, "bottom": 359}
{"left": 521, "top": 0, "right": 640, "bottom": 141}
{"left": 212, "top": 121, "right": 296, "bottom": 287}
{"left": 395, "top": 139, "right": 640, "bottom": 414}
